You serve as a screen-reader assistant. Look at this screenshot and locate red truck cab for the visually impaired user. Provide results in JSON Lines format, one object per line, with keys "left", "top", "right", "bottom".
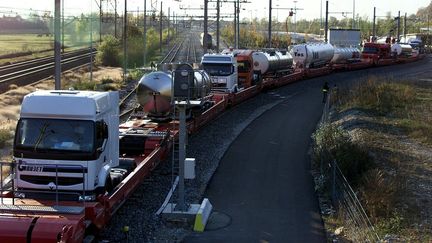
{"left": 235, "top": 50, "right": 255, "bottom": 89}
{"left": 361, "top": 43, "right": 392, "bottom": 63}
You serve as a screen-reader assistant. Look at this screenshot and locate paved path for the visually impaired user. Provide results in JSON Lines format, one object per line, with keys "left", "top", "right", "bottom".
{"left": 184, "top": 55, "right": 432, "bottom": 243}
{"left": 185, "top": 86, "right": 326, "bottom": 242}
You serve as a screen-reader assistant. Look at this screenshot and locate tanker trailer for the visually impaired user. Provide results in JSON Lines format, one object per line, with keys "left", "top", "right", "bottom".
{"left": 330, "top": 47, "right": 361, "bottom": 63}
{"left": 252, "top": 50, "right": 293, "bottom": 76}
{"left": 137, "top": 64, "right": 212, "bottom": 120}
{"left": 291, "top": 43, "right": 334, "bottom": 68}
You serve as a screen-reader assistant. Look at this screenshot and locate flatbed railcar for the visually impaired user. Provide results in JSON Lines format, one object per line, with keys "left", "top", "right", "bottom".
{"left": 0, "top": 47, "right": 426, "bottom": 242}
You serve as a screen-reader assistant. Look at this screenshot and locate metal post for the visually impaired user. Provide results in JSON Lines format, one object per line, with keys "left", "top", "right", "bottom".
{"left": 404, "top": 12, "right": 407, "bottom": 40}
{"left": 268, "top": 0, "right": 272, "bottom": 48}
{"left": 168, "top": 7, "right": 170, "bottom": 45}
{"left": 332, "top": 159, "right": 336, "bottom": 203}
{"left": 100, "top": 0, "right": 103, "bottom": 44}
{"left": 159, "top": 1, "right": 163, "bottom": 53}
{"left": 123, "top": 0, "right": 127, "bottom": 82}
{"left": 216, "top": 0, "right": 220, "bottom": 52}
{"left": 397, "top": 11, "right": 400, "bottom": 42}
{"left": 114, "top": 0, "right": 117, "bottom": 38}
{"left": 61, "top": 0, "right": 64, "bottom": 53}
{"left": 373, "top": 7, "right": 376, "bottom": 40}
{"left": 324, "top": 0, "right": 328, "bottom": 43}
{"left": 352, "top": 0, "right": 355, "bottom": 29}
{"left": 237, "top": 0, "right": 240, "bottom": 48}
{"left": 54, "top": 0, "right": 61, "bottom": 90}
{"left": 90, "top": 2, "right": 93, "bottom": 82}
{"left": 177, "top": 105, "right": 186, "bottom": 211}
{"left": 320, "top": 0, "right": 322, "bottom": 36}
{"left": 143, "top": 0, "right": 147, "bottom": 66}
{"left": 234, "top": 1, "right": 237, "bottom": 48}
{"left": 294, "top": 0, "right": 297, "bottom": 36}
{"left": 428, "top": 14, "right": 430, "bottom": 48}
{"left": 203, "top": 0, "right": 208, "bottom": 53}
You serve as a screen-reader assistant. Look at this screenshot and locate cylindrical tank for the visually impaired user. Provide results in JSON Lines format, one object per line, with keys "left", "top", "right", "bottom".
{"left": 391, "top": 43, "right": 412, "bottom": 56}
{"left": 252, "top": 51, "right": 293, "bottom": 74}
{"left": 291, "top": 43, "right": 334, "bottom": 68}
{"left": 137, "top": 71, "right": 173, "bottom": 117}
{"left": 137, "top": 67, "right": 212, "bottom": 118}
{"left": 331, "top": 47, "right": 360, "bottom": 63}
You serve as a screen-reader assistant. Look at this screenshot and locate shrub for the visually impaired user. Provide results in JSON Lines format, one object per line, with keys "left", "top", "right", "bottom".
{"left": 312, "top": 123, "right": 373, "bottom": 184}
{"left": 96, "top": 35, "right": 121, "bottom": 67}
{"left": 0, "top": 129, "right": 11, "bottom": 148}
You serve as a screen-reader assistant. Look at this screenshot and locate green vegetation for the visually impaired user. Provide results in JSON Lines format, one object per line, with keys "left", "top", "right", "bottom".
{"left": 0, "top": 128, "right": 12, "bottom": 148}
{"left": 338, "top": 79, "right": 432, "bottom": 144}
{"left": 96, "top": 35, "right": 121, "bottom": 66}
{"left": 96, "top": 25, "right": 174, "bottom": 68}
{"left": 313, "top": 123, "right": 372, "bottom": 184}
{"left": 313, "top": 79, "right": 432, "bottom": 241}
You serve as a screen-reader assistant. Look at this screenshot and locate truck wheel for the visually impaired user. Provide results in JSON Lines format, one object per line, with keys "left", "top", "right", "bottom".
{"left": 233, "top": 86, "right": 238, "bottom": 93}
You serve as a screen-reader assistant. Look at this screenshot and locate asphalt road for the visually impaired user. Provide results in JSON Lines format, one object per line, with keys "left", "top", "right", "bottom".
{"left": 184, "top": 55, "right": 432, "bottom": 243}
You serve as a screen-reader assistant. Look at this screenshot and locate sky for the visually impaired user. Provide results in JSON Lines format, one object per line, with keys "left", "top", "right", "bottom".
{"left": 0, "top": 0, "right": 430, "bottom": 21}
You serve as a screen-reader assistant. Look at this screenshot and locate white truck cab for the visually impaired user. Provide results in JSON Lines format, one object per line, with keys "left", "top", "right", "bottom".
{"left": 201, "top": 53, "right": 238, "bottom": 93}
{"left": 13, "top": 90, "right": 119, "bottom": 201}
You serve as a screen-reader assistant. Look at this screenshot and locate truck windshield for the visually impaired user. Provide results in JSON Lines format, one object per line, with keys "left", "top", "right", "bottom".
{"left": 362, "top": 47, "right": 378, "bottom": 54}
{"left": 237, "top": 61, "right": 250, "bottom": 73}
{"left": 202, "top": 63, "right": 233, "bottom": 76}
{"left": 15, "top": 118, "right": 95, "bottom": 154}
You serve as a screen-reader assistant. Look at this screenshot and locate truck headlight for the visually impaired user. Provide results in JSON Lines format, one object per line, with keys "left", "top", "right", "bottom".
{"left": 79, "top": 194, "right": 96, "bottom": 202}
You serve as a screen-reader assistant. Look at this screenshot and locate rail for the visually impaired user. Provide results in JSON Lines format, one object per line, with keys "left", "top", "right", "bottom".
{"left": 0, "top": 48, "right": 96, "bottom": 93}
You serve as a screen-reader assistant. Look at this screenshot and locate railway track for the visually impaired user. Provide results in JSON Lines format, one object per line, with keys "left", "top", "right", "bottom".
{"left": 119, "top": 32, "right": 204, "bottom": 121}
{"left": 0, "top": 48, "right": 96, "bottom": 93}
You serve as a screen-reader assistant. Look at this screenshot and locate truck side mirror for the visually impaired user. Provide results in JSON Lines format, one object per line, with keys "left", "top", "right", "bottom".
{"left": 97, "top": 139, "right": 107, "bottom": 153}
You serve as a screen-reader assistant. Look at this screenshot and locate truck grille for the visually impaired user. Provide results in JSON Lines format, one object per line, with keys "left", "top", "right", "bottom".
{"left": 20, "top": 175, "right": 84, "bottom": 186}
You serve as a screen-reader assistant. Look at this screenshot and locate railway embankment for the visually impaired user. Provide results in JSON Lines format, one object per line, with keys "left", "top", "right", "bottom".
{"left": 312, "top": 78, "right": 432, "bottom": 242}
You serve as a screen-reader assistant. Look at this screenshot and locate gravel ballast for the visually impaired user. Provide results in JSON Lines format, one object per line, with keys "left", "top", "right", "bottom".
{"left": 100, "top": 83, "right": 306, "bottom": 242}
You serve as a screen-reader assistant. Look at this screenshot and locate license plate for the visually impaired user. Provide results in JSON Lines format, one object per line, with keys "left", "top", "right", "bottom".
{"left": 25, "top": 165, "right": 44, "bottom": 172}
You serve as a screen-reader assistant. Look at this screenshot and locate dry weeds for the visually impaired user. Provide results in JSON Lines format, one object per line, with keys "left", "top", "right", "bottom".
{"left": 329, "top": 79, "right": 432, "bottom": 241}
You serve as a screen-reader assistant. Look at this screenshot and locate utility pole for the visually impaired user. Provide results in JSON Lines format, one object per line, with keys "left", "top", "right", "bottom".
{"left": 143, "top": 0, "right": 147, "bottom": 66}
{"left": 100, "top": 0, "right": 103, "bottom": 44}
{"left": 268, "top": 0, "right": 272, "bottom": 48}
{"left": 404, "top": 12, "right": 407, "bottom": 40}
{"left": 373, "top": 7, "right": 376, "bottom": 40}
{"left": 352, "top": 0, "right": 355, "bottom": 29}
{"left": 325, "top": 0, "right": 328, "bottom": 43}
{"left": 216, "top": 0, "right": 220, "bottom": 52}
{"left": 236, "top": 0, "right": 240, "bottom": 48}
{"left": 234, "top": 1, "right": 237, "bottom": 48}
{"left": 203, "top": 0, "right": 208, "bottom": 53}
{"left": 61, "top": 0, "right": 64, "bottom": 53}
{"left": 159, "top": 1, "right": 163, "bottom": 53}
{"left": 293, "top": 0, "right": 297, "bottom": 35}
{"left": 114, "top": 0, "right": 117, "bottom": 38}
{"left": 123, "top": 0, "right": 127, "bottom": 82}
{"left": 397, "top": 11, "right": 400, "bottom": 42}
{"left": 54, "top": 0, "right": 61, "bottom": 90}
{"left": 168, "top": 7, "right": 170, "bottom": 45}
{"left": 90, "top": 2, "right": 93, "bottom": 82}
{"left": 428, "top": 14, "right": 430, "bottom": 48}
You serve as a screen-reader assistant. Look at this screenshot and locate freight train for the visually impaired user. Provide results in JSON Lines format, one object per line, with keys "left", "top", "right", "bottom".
{"left": 0, "top": 42, "right": 425, "bottom": 242}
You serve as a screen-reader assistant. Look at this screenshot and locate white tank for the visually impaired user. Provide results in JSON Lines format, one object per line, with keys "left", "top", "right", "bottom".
{"left": 252, "top": 51, "right": 293, "bottom": 74}
{"left": 391, "top": 43, "right": 412, "bottom": 56}
{"left": 331, "top": 47, "right": 360, "bottom": 63}
{"left": 291, "top": 43, "right": 334, "bottom": 68}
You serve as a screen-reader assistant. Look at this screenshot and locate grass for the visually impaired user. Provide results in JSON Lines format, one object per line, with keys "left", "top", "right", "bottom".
{"left": 314, "top": 77, "right": 432, "bottom": 241}
{"left": 0, "top": 34, "right": 94, "bottom": 65}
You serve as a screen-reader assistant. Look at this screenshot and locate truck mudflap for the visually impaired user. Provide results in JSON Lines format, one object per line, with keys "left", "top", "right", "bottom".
{"left": 0, "top": 214, "right": 85, "bottom": 243}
